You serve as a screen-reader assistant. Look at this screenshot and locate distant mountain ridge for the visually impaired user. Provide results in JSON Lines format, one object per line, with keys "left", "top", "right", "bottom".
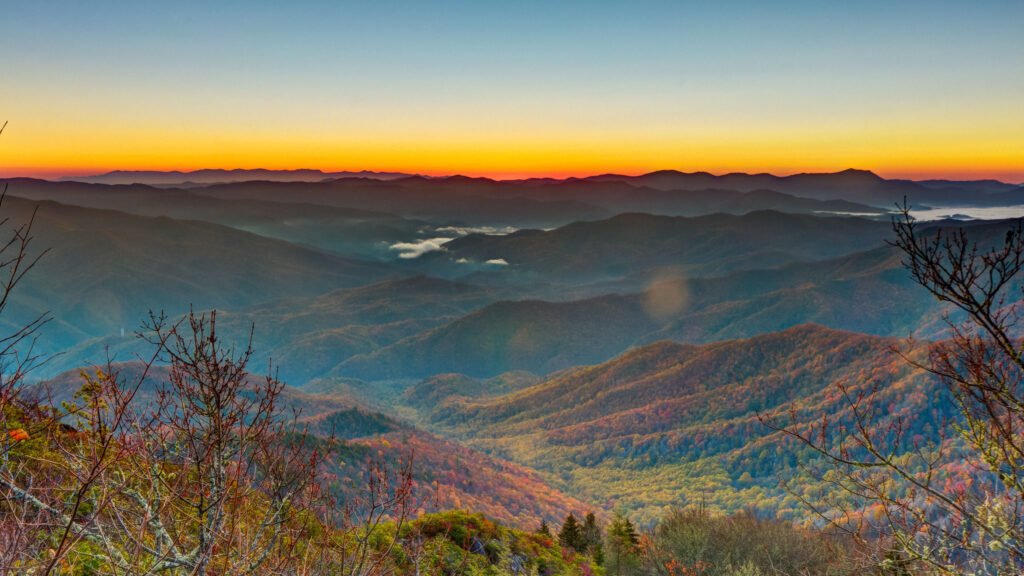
{"left": 0, "top": 196, "right": 397, "bottom": 361}
{"left": 60, "top": 168, "right": 414, "bottom": 186}
{"left": 583, "top": 168, "right": 1019, "bottom": 206}
{"left": 2, "top": 177, "right": 431, "bottom": 260}
{"left": 43, "top": 168, "right": 1024, "bottom": 217}
{"left": 425, "top": 210, "right": 893, "bottom": 283}
{"left": 9, "top": 175, "right": 892, "bottom": 231}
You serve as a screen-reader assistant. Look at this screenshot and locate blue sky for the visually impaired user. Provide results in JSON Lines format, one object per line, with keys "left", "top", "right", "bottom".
{"left": 2, "top": 1, "right": 1022, "bottom": 180}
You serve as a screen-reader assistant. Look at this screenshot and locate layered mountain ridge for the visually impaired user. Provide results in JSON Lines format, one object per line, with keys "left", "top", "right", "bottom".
{"left": 3, "top": 169, "right": 1019, "bottom": 525}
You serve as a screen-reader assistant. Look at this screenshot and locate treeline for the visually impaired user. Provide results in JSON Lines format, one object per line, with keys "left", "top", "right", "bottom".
{"left": 529, "top": 508, "right": 885, "bottom": 576}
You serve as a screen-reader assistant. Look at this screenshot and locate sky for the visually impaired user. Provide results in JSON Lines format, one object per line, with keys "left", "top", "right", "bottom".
{"left": 1, "top": 0, "right": 1022, "bottom": 181}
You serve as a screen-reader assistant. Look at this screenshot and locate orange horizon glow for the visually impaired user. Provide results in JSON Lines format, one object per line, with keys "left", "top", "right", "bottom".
{"left": 3, "top": 117, "right": 1021, "bottom": 184}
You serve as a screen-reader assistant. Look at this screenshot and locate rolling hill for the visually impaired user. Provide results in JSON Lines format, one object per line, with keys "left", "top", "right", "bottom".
{"left": 216, "top": 276, "right": 500, "bottom": 383}
{"left": 191, "top": 177, "right": 612, "bottom": 227}
{"left": 37, "top": 361, "right": 597, "bottom": 528}
{"left": 336, "top": 295, "right": 664, "bottom": 379}
{"left": 424, "top": 211, "right": 893, "bottom": 284}
{"left": 333, "top": 241, "right": 941, "bottom": 381}
{"left": 331, "top": 217, "right": 1024, "bottom": 382}
{"left": 404, "top": 372, "right": 542, "bottom": 406}
{"left": 2, "top": 178, "right": 431, "bottom": 260}
{"left": 0, "top": 196, "right": 397, "bottom": 359}
{"left": 415, "top": 325, "right": 949, "bottom": 523}
{"left": 36, "top": 275, "right": 500, "bottom": 383}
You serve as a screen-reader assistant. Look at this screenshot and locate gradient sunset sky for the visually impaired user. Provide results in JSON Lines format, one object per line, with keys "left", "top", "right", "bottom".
{"left": 2, "top": 1, "right": 1022, "bottom": 181}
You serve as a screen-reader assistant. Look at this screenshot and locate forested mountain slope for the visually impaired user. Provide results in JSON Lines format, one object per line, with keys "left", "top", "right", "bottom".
{"left": 417, "top": 325, "right": 949, "bottom": 522}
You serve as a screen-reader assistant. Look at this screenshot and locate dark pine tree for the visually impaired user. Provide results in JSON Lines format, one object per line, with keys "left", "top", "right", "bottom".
{"left": 537, "top": 520, "right": 552, "bottom": 538}
{"left": 607, "top": 512, "right": 641, "bottom": 576}
{"left": 558, "top": 513, "right": 584, "bottom": 552}
{"left": 622, "top": 518, "right": 639, "bottom": 547}
{"left": 582, "top": 512, "right": 602, "bottom": 552}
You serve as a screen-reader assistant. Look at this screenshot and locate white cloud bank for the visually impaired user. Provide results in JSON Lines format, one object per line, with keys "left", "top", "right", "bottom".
{"left": 389, "top": 225, "right": 517, "bottom": 260}
{"left": 389, "top": 237, "right": 455, "bottom": 259}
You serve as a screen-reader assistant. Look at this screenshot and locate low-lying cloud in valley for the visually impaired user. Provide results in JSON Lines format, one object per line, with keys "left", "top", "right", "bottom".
{"left": 390, "top": 225, "right": 519, "bottom": 260}
{"left": 389, "top": 237, "right": 455, "bottom": 259}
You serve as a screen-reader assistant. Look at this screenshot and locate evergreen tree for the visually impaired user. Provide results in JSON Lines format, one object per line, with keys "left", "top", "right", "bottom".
{"left": 558, "top": 513, "right": 584, "bottom": 552}
{"left": 582, "top": 511, "right": 602, "bottom": 553}
{"left": 622, "top": 518, "right": 639, "bottom": 547}
{"left": 606, "top": 512, "right": 641, "bottom": 576}
{"left": 537, "top": 520, "right": 552, "bottom": 538}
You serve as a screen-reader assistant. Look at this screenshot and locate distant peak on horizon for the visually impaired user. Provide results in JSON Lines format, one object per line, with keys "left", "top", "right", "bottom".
{"left": 588, "top": 167, "right": 881, "bottom": 179}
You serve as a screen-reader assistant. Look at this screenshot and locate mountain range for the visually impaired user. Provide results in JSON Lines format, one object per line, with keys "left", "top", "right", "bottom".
{"left": 4, "top": 168, "right": 1022, "bottom": 527}
{"left": 59, "top": 168, "right": 413, "bottom": 186}
{"left": 0, "top": 196, "right": 395, "bottom": 355}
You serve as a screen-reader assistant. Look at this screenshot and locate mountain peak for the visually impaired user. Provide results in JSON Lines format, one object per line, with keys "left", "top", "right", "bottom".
{"left": 832, "top": 168, "right": 882, "bottom": 179}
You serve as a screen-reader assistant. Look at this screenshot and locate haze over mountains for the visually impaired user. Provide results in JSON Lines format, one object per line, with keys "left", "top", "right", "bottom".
{"left": 4, "top": 167, "right": 1023, "bottom": 526}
